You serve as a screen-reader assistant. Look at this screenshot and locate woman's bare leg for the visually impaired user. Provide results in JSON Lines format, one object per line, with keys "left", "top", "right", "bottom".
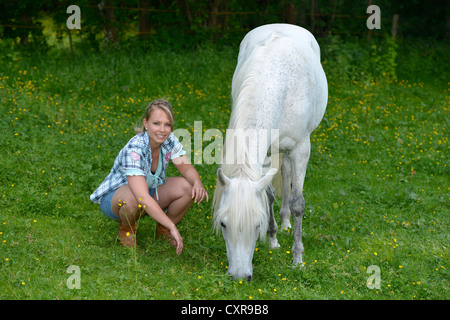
{"left": 155, "top": 177, "right": 194, "bottom": 225}
{"left": 111, "top": 184, "right": 145, "bottom": 227}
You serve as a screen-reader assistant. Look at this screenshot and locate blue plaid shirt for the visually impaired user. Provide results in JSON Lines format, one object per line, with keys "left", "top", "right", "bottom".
{"left": 90, "top": 131, "right": 185, "bottom": 204}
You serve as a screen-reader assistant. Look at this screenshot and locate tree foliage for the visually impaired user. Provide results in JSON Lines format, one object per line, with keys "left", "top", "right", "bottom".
{"left": 0, "top": 0, "right": 448, "bottom": 49}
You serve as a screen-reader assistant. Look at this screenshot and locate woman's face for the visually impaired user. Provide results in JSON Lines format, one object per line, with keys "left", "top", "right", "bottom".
{"left": 143, "top": 108, "right": 172, "bottom": 149}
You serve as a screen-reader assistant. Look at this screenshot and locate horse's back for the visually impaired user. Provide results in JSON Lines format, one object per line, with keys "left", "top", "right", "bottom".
{"left": 237, "top": 24, "right": 321, "bottom": 67}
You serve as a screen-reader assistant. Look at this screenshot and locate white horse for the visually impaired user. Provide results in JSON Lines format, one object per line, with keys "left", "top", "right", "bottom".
{"left": 213, "top": 24, "right": 328, "bottom": 281}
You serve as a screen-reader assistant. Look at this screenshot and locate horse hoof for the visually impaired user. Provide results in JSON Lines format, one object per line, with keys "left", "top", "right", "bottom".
{"left": 292, "top": 263, "right": 305, "bottom": 269}
{"left": 280, "top": 224, "right": 292, "bottom": 232}
{"left": 293, "top": 256, "right": 304, "bottom": 267}
{"left": 269, "top": 239, "right": 280, "bottom": 249}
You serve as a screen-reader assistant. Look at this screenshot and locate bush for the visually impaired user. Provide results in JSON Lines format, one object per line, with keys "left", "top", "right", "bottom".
{"left": 319, "top": 35, "right": 447, "bottom": 86}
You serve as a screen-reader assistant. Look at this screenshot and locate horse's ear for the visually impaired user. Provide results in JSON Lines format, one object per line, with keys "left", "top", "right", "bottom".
{"left": 255, "top": 168, "right": 278, "bottom": 193}
{"left": 217, "top": 168, "right": 230, "bottom": 187}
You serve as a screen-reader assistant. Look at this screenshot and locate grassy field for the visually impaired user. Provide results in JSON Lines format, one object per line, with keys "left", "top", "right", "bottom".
{"left": 0, "top": 40, "right": 448, "bottom": 300}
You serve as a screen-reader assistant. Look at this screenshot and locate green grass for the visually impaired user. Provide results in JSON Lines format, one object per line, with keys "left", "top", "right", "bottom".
{"left": 0, "top": 42, "right": 448, "bottom": 300}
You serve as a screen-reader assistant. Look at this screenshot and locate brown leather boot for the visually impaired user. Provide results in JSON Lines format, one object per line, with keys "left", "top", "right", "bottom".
{"left": 118, "top": 218, "right": 137, "bottom": 248}
{"left": 156, "top": 223, "right": 176, "bottom": 248}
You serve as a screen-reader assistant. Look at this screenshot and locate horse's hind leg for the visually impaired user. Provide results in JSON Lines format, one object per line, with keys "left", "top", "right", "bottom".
{"left": 266, "top": 184, "right": 280, "bottom": 249}
{"left": 287, "top": 138, "right": 311, "bottom": 265}
{"left": 280, "top": 154, "right": 292, "bottom": 231}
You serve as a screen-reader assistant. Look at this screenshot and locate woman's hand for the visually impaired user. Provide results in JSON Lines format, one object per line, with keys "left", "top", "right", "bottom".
{"left": 172, "top": 156, "right": 209, "bottom": 204}
{"left": 169, "top": 226, "right": 183, "bottom": 255}
{"left": 192, "top": 182, "right": 209, "bottom": 204}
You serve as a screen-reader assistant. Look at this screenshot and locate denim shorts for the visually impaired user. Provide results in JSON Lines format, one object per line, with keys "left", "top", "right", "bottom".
{"left": 99, "top": 187, "right": 156, "bottom": 221}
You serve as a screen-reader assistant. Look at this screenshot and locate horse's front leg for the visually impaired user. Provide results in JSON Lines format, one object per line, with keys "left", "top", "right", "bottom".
{"left": 287, "top": 139, "right": 311, "bottom": 265}
{"left": 266, "top": 184, "right": 280, "bottom": 249}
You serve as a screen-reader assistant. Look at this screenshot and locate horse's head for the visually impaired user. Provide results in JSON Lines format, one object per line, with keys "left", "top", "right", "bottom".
{"left": 213, "top": 167, "right": 277, "bottom": 281}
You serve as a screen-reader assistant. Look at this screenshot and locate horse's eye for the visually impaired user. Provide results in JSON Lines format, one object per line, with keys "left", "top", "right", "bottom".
{"left": 221, "top": 222, "right": 226, "bottom": 229}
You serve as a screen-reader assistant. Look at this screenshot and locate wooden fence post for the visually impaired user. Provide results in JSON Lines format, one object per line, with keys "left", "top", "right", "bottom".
{"left": 391, "top": 13, "right": 399, "bottom": 40}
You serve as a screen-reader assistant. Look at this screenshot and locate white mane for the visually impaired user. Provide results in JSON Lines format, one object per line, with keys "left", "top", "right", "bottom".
{"left": 228, "top": 34, "right": 277, "bottom": 132}
{"left": 212, "top": 37, "right": 276, "bottom": 243}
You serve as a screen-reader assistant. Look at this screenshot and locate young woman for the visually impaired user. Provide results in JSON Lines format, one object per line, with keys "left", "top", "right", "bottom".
{"left": 90, "top": 99, "right": 208, "bottom": 254}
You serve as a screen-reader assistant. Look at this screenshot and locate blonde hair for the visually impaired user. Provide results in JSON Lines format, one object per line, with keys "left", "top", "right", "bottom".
{"left": 135, "top": 99, "right": 174, "bottom": 134}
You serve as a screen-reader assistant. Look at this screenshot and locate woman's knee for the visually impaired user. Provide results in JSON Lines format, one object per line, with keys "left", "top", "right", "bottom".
{"left": 111, "top": 186, "right": 140, "bottom": 215}
{"left": 179, "top": 177, "right": 193, "bottom": 195}
{"left": 120, "top": 198, "right": 140, "bottom": 214}
{"left": 165, "top": 177, "right": 193, "bottom": 198}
